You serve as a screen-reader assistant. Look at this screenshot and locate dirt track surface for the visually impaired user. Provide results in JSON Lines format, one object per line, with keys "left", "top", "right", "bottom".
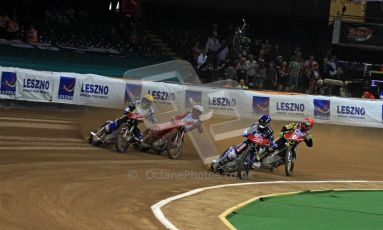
{"left": 1, "top": 108, "right": 383, "bottom": 229}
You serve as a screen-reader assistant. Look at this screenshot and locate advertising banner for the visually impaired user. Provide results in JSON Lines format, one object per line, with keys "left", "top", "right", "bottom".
{"left": 15, "top": 69, "right": 54, "bottom": 102}
{"left": 0, "top": 67, "right": 17, "bottom": 99}
{"left": 76, "top": 74, "right": 125, "bottom": 108}
{"left": 0, "top": 70, "right": 17, "bottom": 99}
{"left": 51, "top": 72, "right": 83, "bottom": 105}
{"left": 340, "top": 21, "right": 383, "bottom": 48}
{"left": 184, "top": 87, "right": 203, "bottom": 111}
{"left": 330, "top": 97, "right": 383, "bottom": 127}
{"left": 1, "top": 66, "right": 383, "bottom": 129}
{"left": 142, "top": 81, "right": 185, "bottom": 106}
{"left": 269, "top": 95, "right": 311, "bottom": 121}
{"left": 124, "top": 80, "right": 143, "bottom": 104}
{"left": 329, "top": 0, "right": 366, "bottom": 24}
{"left": 203, "top": 88, "right": 239, "bottom": 117}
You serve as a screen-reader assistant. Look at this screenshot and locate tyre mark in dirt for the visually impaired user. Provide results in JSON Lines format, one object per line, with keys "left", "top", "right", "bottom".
{"left": 0, "top": 117, "right": 77, "bottom": 124}
{"left": 0, "top": 146, "right": 104, "bottom": 150}
{"left": 0, "top": 121, "right": 76, "bottom": 130}
{"left": 0, "top": 136, "right": 84, "bottom": 143}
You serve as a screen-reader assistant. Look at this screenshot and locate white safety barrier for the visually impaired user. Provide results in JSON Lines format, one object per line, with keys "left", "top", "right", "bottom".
{"left": 1, "top": 66, "right": 383, "bottom": 128}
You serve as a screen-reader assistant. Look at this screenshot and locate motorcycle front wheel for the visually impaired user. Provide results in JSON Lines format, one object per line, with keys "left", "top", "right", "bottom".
{"left": 115, "top": 125, "right": 132, "bottom": 153}
{"left": 284, "top": 147, "right": 295, "bottom": 176}
{"left": 167, "top": 131, "right": 183, "bottom": 159}
{"left": 89, "top": 122, "right": 109, "bottom": 146}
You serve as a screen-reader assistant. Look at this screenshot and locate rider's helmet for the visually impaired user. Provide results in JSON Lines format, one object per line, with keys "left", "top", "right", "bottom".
{"left": 299, "top": 116, "right": 314, "bottom": 131}
{"left": 258, "top": 114, "right": 271, "bottom": 131}
{"left": 193, "top": 105, "right": 204, "bottom": 113}
{"left": 141, "top": 94, "right": 154, "bottom": 109}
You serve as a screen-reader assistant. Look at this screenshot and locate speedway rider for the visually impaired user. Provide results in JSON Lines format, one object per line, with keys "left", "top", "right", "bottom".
{"left": 274, "top": 116, "right": 314, "bottom": 150}
{"left": 215, "top": 114, "right": 276, "bottom": 167}
{"left": 104, "top": 94, "right": 157, "bottom": 142}
{"left": 142, "top": 105, "right": 204, "bottom": 146}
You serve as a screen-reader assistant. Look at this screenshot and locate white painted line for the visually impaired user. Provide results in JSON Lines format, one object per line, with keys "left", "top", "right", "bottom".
{"left": 151, "top": 180, "right": 383, "bottom": 230}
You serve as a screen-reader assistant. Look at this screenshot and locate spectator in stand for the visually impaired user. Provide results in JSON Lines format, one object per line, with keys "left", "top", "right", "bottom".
{"left": 217, "top": 40, "right": 229, "bottom": 64}
{"left": 254, "top": 63, "right": 266, "bottom": 90}
{"left": 236, "top": 57, "right": 247, "bottom": 80}
{"left": 271, "top": 44, "right": 281, "bottom": 61}
{"left": 129, "top": 30, "right": 139, "bottom": 51}
{"left": 265, "top": 62, "right": 278, "bottom": 90}
{"left": 205, "top": 30, "right": 220, "bottom": 55}
{"left": 362, "top": 91, "right": 376, "bottom": 100}
{"left": 197, "top": 49, "right": 208, "bottom": 69}
{"left": 321, "top": 57, "right": 330, "bottom": 78}
{"left": 328, "top": 56, "right": 338, "bottom": 78}
{"left": 197, "top": 50, "right": 213, "bottom": 82}
{"left": 258, "top": 49, "right": 266, "bottom": 64}
{"left": 25, "top": 25, "right": 38, "bottom": 44}
{"left": 304, "top": 55, "right": 320, "bottom": 94}
{"left": 6, "top": 16, "right": 19, "bottom": 40}
{"left": 275, "top": 56, "right": 284, "bottom": 69}
{"left": 0, "top": 12, "right": 10, "bottom": 38}
{"left": 191, "top": 41, "right": 203, "bottom": 68}
{"left": 335, "top": 67, "right": 345, "bottom": 81}
{"left": 140, "top": 35, "right": 155, "bottom": 57}
{"left": 213, "top": 56, "right": 228, "bottom": 80}
{"left": 261, "top": 39, "right": 272, "bottom": 60}
{"left": 246, "top": 54, "right": 257, "bottom": 85}
{"left": 223, "top": 79, "right": 234, "bottom": 88}
{"left": 224, "top": 59, "right": 237, "bottom": 80}
{"left": 293, "top": 46, "right": 302, "bottom": 61}
{"left": 287, "top": 56, "right": 303, "bottom": 92}
{"left": 277, "top": 61, "right": 289, "bottom": 91}
{"left": 236, "top": 78, "right": 249, "bottom": 90}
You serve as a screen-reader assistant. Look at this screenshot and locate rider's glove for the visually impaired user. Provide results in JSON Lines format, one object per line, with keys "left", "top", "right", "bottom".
{"left": 268, "top": 141, "right": 278, "bottom": 152}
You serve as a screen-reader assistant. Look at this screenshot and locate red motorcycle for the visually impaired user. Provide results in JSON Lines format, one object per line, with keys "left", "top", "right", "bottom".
{"left": 212, "top": 132, "right": 271, "bottom": 179}
{"left": 141, "top": 120, "right": 191, "bottom": 159}
{"left": 114, "top": 112, "right": 145, "bottom": 153}
{"left": 254, "top": 128, "right": 306, "bottom": 176}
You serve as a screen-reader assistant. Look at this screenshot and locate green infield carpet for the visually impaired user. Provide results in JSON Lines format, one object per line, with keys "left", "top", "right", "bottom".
{"left": 227, "top": 190, "right": 383, "bottom": 230}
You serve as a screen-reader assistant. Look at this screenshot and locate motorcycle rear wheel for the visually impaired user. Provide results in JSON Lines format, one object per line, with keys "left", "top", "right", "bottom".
{"left": 167, "top": 131, "right": 183, "bottom": 159}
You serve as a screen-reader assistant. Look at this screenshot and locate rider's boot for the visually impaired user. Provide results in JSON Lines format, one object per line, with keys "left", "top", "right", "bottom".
{"left": 105, "top": 121, "right": 117, "bottom": 134}
{"left": 132, "top": 127, "right": 144, "bottom": 142}
{"left": 252, "top": 161, "right": 261, "bottom": 169}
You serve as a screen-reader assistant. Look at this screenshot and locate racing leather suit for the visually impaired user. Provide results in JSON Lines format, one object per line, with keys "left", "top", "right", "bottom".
{"left": 218, "top": 122, "right": 275, "bottom": 165}
{"left": 172, "top": 111, "right": 203, "bottom": 133}
{"left": 106, "top": 100, "right": 156, "bottom": 140}
{"left": 274, "top": 123, "right": 313, "bottom": 149}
